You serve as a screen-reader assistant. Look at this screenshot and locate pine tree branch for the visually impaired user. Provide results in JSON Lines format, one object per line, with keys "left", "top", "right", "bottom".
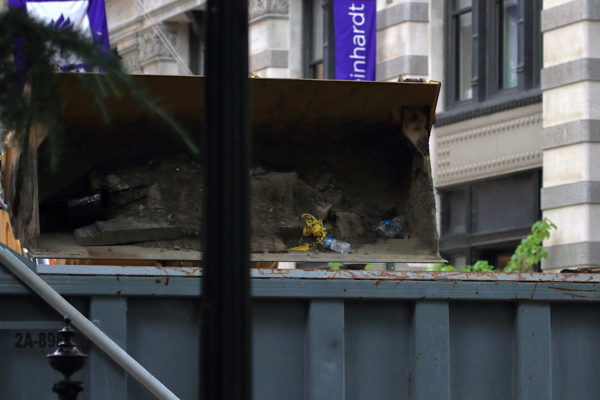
{"left": 0, "top": 9, "right": 197, "bottom": 169}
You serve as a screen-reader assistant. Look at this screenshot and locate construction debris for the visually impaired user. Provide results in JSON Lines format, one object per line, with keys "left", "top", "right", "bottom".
{"left": 74, "top": 218, "right": 185, "bottom": 246}
{"left": 38, "top": 150, "right": 426, "bottom": 254}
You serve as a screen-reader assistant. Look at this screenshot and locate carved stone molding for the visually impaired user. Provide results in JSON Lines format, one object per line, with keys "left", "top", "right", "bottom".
{"left": 435, "top": 112, "right": 543, "bottom": 186}
{"left": 249, "top": 0, "right": 289, "bottom": 19}
{"left": 137, "top": 23, "right": 178, "bottom": 64}
{"left": 437, "top": 150, "right": 542, "bottom": 181}
{"left": 437, "top": 114, "right": 542, "bottom": 147}
{"left": 122, "top": 52, "right": 142, "bottom": 73}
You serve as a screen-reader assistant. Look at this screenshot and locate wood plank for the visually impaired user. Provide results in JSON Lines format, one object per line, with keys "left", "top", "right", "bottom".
{"left": 32, "top": 233, "right": 443, "bottom": 262}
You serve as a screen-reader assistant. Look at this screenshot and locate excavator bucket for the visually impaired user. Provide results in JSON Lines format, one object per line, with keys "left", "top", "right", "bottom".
{"left": 2, "top": 74, "right": 442, "bottom": 264}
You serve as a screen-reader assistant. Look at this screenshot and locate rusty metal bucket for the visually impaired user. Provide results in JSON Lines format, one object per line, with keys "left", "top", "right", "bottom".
{"left": 3, "top": 74, "right": 441, "bottom": 263}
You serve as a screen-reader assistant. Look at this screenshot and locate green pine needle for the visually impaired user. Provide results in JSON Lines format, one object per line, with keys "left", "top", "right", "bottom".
{"left": 0, "top": 9, "right": 198, "bottom": 170}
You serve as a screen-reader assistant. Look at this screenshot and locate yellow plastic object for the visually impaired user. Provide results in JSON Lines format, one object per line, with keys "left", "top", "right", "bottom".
{"left": 289, "top": 243, "right": 311, "bottom": 252}
{"left": 289, "top": 213, "right": 327, "bottom": 251}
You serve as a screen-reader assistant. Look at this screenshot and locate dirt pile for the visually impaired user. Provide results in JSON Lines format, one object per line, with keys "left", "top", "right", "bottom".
{"left": 39, "top": 152, "right": 413, "bottom": 253}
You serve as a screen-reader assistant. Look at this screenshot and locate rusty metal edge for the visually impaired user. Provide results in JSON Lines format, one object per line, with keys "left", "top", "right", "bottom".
{"left": 35, "top": 265, "right": 600, "bottom": 283}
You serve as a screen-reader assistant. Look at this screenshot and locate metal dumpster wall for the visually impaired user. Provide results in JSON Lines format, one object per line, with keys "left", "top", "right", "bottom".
{"left": 1, "top": 269, "right": 599, "bottom": 400}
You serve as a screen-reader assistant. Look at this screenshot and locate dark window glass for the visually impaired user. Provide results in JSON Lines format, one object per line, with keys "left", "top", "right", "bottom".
{"left": 457, "top": 12, "right": 473, "bottom": 100}
{"left": 471, "top": 173, "right": 537, "bottom": 233}
{"left": 451, "top": 0, "right": 473, "bottom": 101}
{"left": 444, "top": 190, "right": 467, "bottom": 234}
{"left": 476, "top": 245, "right": 518, "bottom": 269}
{"left": 499, "top": 0, "right": 518, "bottom": 89}
{"left": 305, "top": 0, "right": 333, "bottom": 79}
{"left": 443, "top": 0, "right": 542, "bottom": 113}
{"left": 439, "top": 170, "right": 541, "bottom": 269}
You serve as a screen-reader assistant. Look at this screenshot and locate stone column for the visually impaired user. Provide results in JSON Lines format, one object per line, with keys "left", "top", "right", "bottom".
{"left": 249, "top": 0, "right": 290, "bottom": 78}
{"left": 541, "top": 0, "right": 600, "bottom": 271}
{"left": 376, "top": 0, "right": 429, "bottom": 82}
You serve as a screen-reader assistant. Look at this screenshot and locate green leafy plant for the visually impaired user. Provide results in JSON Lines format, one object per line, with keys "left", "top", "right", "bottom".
{"left": 429, "top": 263, "right": 457, "bottom": 272}
{"left": 429, "top": 260, "right": 494, "bottom": 273}
{"left": 462, "top": 260, "right": 495, "bottom": 272}
{"left": 428, "top": 218, "right": 556, "bottom": 273}
{"left": 0, "top": 9, "right": 197, "bottom": 168}
{"left": 328, "top": 262, "right": 343, "bottom": 271}
{"left": 327, "top": 262, "right": 375, "bottom": 271}
{"left": 503, "top": 217, "right": 557, "bottom": 272}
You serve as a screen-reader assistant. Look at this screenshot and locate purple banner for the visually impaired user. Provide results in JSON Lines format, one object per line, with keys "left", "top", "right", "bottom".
{"left": 9, "top": 0, "right": 111, "bottom": 71}
{"left": 334, "top": 0, "right": 376, "bottom": 81}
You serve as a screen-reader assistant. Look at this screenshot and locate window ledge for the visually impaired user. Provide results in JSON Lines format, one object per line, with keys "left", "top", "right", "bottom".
{"left": 436, "top": 89, "right": 542, "bottom": 127}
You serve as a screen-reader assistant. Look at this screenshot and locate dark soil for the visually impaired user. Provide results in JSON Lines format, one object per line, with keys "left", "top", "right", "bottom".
{"left": 39, "top": 127, "right": 436, "bottom": 254}
{"left": 82, "top": 152, "right": 394, "bottom": 252}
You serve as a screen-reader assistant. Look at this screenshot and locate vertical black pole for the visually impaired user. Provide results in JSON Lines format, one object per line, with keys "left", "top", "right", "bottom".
{"left": 202, "top": 1, "right": 251, "bottom": 400}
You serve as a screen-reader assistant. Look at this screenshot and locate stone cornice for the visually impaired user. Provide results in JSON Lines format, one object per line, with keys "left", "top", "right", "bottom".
{"left": 542, "top": 0, "right": 600, "bottom": 32}
{"left": 136, "top": 22, "right": 178, "bottom": 65}
{"left": 376, "top": 2, "right": 428, "bottom": 30}
{"left": 249, "top": 13, "right": 289, "bottom": 24}
{"left": 437, "top": 150, "right": 542, "bottom": 183}
{"left": 437, "top": 114, "right": 542, "bottom": 146}
{"left": 542, "top": 58, "right": 600, "bottom": 90}
{"left": 376, "top": 55, "right": 428, "bottom": 81}
{"left": 109, "top": 0, "right": 205, "bottom": 41}
{"left": 436, "top": 112, "right": 543, "bottom": 186}
{"left": 542, "top": 181, "right": 600, "bottom": 210}
{"left": 542, "top": 119, "right": 600, "bottom": 150}
{"left": 249, "top": 0, "right": 289, "bottom": 20}
{"left": 543, "top": 241, "right": 600, "bottom": 270}
{"left": 436, "top": 93, "right": 542, "bottom": 127}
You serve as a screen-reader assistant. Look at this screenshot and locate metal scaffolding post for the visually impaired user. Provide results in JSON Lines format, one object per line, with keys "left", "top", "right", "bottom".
{"left": 201, "top": 1, "right": 251, "bottom": 400}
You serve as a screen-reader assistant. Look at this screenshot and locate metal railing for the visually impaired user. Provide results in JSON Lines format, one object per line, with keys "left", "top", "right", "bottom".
{"left": 0, "top": 245, "right": 180, "bottom": 400}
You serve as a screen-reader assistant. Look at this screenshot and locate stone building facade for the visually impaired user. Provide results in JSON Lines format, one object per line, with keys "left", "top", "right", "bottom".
{"left": 539, "top": 0, "right": 600, "bottom": 271}
{"left": 431, "top": 0, "right": 600, "bottom": 272}
{"left": 105, "top": 0, "right": 432, "bottom": 79}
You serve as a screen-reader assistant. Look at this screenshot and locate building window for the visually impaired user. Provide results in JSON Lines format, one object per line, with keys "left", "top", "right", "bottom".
{"left": 188, "top": 10, "right": 205, "bottom": 75}
{"left": 443, "top": 0, "right": 542, "bottom": 113}
{"left": 450, "top": 0, "right": 473, "bottom": 101}
{"left": 304, "top": 0, "right": 334, "bottom": 79}
{"left": 439, "top": 170, "right": 541, "bottom": 270}
{"left": 499, "top": 0, "right": 518, "bottom": 90}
